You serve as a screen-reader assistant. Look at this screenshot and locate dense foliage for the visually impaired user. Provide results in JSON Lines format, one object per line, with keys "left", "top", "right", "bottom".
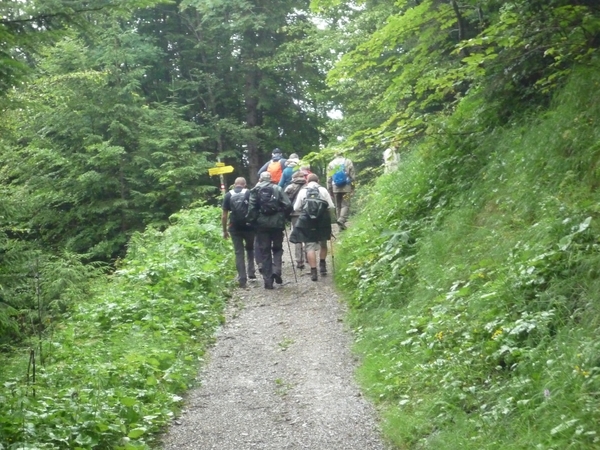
{"left": 335, "top": 66, "right": 600, "bottom": 448}
{"left": 0, "top": 206, "right": 233, "bottom": 448}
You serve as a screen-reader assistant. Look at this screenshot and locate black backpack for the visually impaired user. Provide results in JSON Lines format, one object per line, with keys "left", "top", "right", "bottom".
{"left": 303, "top": 186, "right": 328, "bottom": 220}
{"left": 258, "top": 184, "right": 280, "bottom": 216}
{"left": 229, "top": 188, "right": 249, "bottom": 226}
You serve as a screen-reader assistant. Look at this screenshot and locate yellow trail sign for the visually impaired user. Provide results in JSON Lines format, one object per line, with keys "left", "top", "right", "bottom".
{"left": 208, "top": 165, "right": 235, "bottom": 176}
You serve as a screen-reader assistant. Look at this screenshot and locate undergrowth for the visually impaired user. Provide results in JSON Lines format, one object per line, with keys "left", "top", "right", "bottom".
{"left": 0, "top": 206, "right": 234, "bottom": 449}
{"left": 337, "top": 65, "right": 600, "bottom": 449}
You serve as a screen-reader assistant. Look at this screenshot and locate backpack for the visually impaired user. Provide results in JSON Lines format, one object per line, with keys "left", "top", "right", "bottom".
{"left": 285, "top": 180, "right": 305, "bottom": 204}
{"left": 332, "top": 161, "right": 350, "bottom": 187}
{"left": 257, "top": 184, "right": 280, "bottom": 216}
{"left": 266, "top": 160, "right": 284, "bottom": 183}
{"left": 303, "top": 186, "right": 328, "bottom": 220}
{"left": 229, "top": 188, "right": 249, "bottom": 226}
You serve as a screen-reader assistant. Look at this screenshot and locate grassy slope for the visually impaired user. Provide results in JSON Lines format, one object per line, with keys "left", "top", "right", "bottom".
{"left": 336, "top": 66, "right": 600, "bottom": 449}
{"left": 0, "top": 207, "right": 234, "bottom": 449}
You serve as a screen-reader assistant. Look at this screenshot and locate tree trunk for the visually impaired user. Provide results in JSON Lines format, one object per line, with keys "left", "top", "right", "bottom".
{"left": 245, "top": 68, "right": 261, "bottom": 185}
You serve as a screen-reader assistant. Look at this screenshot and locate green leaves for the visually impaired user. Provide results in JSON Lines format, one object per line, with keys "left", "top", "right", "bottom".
{"left": 0, "top": 206, "right": 233, "bottom": 448}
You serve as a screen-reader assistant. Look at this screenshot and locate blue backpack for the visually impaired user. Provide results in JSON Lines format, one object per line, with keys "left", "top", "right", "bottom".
{"left": 332, "top": 162, "right": 350, "bottom": 187}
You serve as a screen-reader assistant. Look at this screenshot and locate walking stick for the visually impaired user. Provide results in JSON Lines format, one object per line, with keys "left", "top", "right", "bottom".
{"left": 330, "top": 237, "right": 335, "bottom": 275}
{"left": 284, "top": 228, "right": 298, "bottom": 283}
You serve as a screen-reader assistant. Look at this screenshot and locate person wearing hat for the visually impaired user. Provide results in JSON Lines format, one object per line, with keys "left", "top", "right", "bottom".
{"left": 246, "top": 171, "right": 292, "bottom": 289}
{"left": 257, "top": 148, "right": 287, "bottom": 184}
{"left": 278, "top": 153, "right": 301, "bottom": 189}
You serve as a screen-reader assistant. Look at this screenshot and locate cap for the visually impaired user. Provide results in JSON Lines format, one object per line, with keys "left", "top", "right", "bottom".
{"left": 272, "top": 148, "right": 282, "bottom": 155}
{"left": 259, "top": 172, "right": 272, "bottom": 182}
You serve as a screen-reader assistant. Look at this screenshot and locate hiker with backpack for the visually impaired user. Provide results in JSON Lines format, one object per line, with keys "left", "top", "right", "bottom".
{"left": 284, "top": 170, "right": 308, "bottom": 269}
{"left": 246, "top": 171, "right": 293, "bottom": 289}
{"left": 222, "top": 177, "right": 256, "bottom": 288}
{"left": 257, "top": 148, "right": 287, "bottom": 185}
{"left": 327, "top": 151, "right": 356, "bottom": 231}
{"left": 278, "top": 153, "right": 300, "bottom": 189}
{"left": 289, "top": 173, "right": 335, "bottom": 282}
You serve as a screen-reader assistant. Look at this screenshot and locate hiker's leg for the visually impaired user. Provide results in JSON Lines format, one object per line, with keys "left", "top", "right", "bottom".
{"left": 244, "top": 230, "right": 256, "bottom": 277}
{"left": 254, "top": 234, "right": 262, "bottom": 273}
{"left": 256, "top": 231, "right": 272, "bottom": 282}
{"left": 319, "top": 240, "right": 328, "bottom": 275}
{"left": 230, "top": 232, "right": 247, "bottom": 285}
{"left": 290, "top": 216, "right": 303, "bottom": 265}
{"left": 338, "top": 192, "right": 350, "bottom": 225}
{"left": 334, "top": 192, "right": 343, "bottom": 220}
{"left": 305, "top": 242, "right": 319, "bottom": 268}
{"left": 272, "top": 230, "right": 284, "bottom": 276}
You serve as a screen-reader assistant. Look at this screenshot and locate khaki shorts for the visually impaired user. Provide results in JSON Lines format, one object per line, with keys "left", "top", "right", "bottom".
{"left": 305, "top": 241, "right": 327, "bottom": 252}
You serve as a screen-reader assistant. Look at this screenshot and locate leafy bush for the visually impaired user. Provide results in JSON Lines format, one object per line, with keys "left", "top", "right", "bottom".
{"left": 336, "top": 66, "right": 600, "bottom": 449}
{"left": 0, "top": 206, "right": 234, "bottom": 449}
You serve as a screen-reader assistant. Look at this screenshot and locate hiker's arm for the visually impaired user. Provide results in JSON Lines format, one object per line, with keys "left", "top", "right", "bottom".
{"left": 293, "top": 190, "right": 304, "bottom": 212}
{"left": 280, "top": 190, "right": 293, "bottom": 217}
{"left": 347, "top": 160, "right": 356, "bottom": 183}
{"left": 246, "top": 189, "right": 258, "bottom": 223}
{"left": 257, "top": 162, "right": 268, "bottom": 177}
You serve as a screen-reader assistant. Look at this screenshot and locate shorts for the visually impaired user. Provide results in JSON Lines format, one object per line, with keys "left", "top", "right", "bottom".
{"left": 305, "top": 241, "right": 327, "bottom": 252}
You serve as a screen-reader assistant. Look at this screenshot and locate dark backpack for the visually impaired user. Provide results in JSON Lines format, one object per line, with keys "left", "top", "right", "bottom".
{"left": 258, "top": 184, "right": 280, "bottom": 216}
{"left": 229, "top": 188, "right": 249, "bottom": 226}
{"left": 332, "top": 161, "right": 350, "bottom": 187}
{"left": 285, "top": 180, "right": 305, "bottom": 205}
{"left": 303, "top": 186, "right": 328, "bottom": 220}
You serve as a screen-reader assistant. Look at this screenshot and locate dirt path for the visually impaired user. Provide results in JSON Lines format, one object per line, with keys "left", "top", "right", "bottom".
{"left": 161, "top": 238, "right": 389, "bottom": 450}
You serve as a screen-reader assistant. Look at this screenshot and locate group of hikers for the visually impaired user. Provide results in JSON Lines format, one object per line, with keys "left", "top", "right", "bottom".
{"left": 221, "top": 148, "right": 356, "bottom": 289}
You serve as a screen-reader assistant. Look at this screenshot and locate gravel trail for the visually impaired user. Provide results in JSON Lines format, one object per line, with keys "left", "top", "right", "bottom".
{"left": 161, "top": 239, "right": 389, "bottom": 450}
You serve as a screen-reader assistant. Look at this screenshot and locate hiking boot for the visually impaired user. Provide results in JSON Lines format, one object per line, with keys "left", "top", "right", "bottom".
{"left": 310, "top": 268, "right": 318, "bottom": 282}
{"left": 264, "top": 280, "right": 274, "bottom": 290}
{"left": 319, "top": 260, "right": 327, "bottom": 276}
{"left": 296, "top": 262, "right": 305, "bottom": 270}
{"left": 272, "top": 273, "right": 283, "bottom": 285}
{"left": 248, "top": 274, "right": 257, "bottom": 280}
{"left": 239, "top": 280, "right": 247, "bottom": 288}
{"left": 337, "top": 221, "right": 347, "bottom": 231}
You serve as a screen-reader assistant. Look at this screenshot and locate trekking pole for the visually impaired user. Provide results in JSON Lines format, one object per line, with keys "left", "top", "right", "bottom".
{"left": 284, "top": 228, "right": 298, "bottom": 283}
{"left": 330, "top": 238, "right": 335, "bottom": 275}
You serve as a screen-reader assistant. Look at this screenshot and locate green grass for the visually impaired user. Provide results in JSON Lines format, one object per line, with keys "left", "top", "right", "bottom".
{"left": 337, "top": 65, "right": 600, "bottom": 449}
{"left": 0, "top": 206, "right": 235, "bottom": 449}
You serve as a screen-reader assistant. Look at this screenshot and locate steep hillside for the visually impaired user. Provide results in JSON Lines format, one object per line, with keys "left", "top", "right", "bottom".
{"left": 336, "top": 65, "right": 600, "bottom": 449}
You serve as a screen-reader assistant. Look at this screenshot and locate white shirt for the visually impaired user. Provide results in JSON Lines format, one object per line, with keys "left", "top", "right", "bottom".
{"left": 293, "top": 181, "right": 335, "bottom": 212}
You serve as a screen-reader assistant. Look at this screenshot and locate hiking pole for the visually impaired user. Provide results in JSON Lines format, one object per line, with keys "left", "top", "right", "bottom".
{"left": 330, "top": 237, "right": 335, "bottom": 275}
{"left": 284, "top": 227, "right": 298, "bottom": 283}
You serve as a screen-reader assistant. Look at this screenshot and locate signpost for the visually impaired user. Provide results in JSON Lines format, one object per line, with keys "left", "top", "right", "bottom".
{"left": 209, "top": 161, "right": 234, "bottom": 194}
{"left": 208, "top": 165, "right": 234, "bottom": 176}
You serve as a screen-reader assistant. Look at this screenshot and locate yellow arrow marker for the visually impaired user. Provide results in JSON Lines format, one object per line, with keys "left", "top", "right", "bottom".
{"left": 208, "top": 165, "right": 235, "bottom": 176}
{"left": 216, "top": 162, "right": 225, "bottom": 167}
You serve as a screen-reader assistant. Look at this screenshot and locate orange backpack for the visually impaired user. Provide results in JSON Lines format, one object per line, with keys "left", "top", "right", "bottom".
{"left": 266, "top": 160, "right": 284, "bottom": 183}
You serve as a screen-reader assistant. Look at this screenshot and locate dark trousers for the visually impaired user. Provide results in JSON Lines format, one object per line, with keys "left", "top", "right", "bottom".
{"left": 255, "top": 229, "right": 284, "bottom": 283}
{"left": 230, "top": 230, "right": 256, "bottom": 283}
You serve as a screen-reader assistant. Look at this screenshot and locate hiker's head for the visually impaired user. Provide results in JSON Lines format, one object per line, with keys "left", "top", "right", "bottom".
{"left": 272, "top": 148, "right": 282, "bottom": 160}
{"left": 292, "top": 170, "right": 304, "bottom": 180}
{"left": 259, "top": 172, "right": 272, "bottom": 183}
{"left": 287, "top": 153, "right": 300, "bottom": 167}
{"left": 234, "top": 177, "right": 247, "bottom": 188}
{"left": 307, "top": 173, "right": 319, "bottom": 184}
